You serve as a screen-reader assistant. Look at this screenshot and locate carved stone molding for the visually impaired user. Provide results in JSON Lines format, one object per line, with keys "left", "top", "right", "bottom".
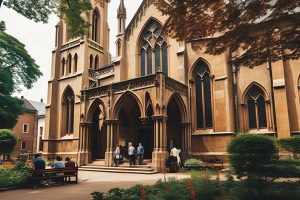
{"left": 165, "top": 77, "right": 188, "bottom": 95}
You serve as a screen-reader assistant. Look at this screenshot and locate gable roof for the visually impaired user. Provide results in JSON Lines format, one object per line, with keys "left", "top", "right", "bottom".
{"left": 28, "top": 100, "right": 46, "bottom": 116}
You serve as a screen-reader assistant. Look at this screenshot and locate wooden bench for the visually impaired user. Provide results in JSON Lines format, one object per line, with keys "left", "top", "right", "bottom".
{"left": 204, "top": 159, "right": 224, "bottom": 169}
{"left": 30, "top": 167, "right": 78, "bottom": 186}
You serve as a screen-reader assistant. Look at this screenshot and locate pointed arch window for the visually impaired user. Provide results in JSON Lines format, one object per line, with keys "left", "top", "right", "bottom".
{"left": 61, "top": 58, "right": 66, "bottom": 76}
{"left": 74, "top": 54, "right": 78, "bottom": 73}
{"left": 89, "top": 55, "right": 93, "bottom": 69}
{"left": 67, "top": 53, "right": 72, "bottom": 74}
{"left": 62, "top": 87, "right": 75, "bottom": 135}
{"left": 94, "top": 55, "right": 99, "bottom": 69}
{"left": 194, "top": 61, "right": 213, "bottom": 129}
{"left": 92, "top": 9, "right": 100, "bottom": 43}
{"left": 247, "top": 85, "right": 267, "bottom": 129}
{"left": 140, "top": 20, "right": 168, "bottom": 76}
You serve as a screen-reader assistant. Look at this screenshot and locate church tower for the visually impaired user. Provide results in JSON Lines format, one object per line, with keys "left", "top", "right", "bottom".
{"left": 43, "top": 0, "right": 111, "bottom": 160}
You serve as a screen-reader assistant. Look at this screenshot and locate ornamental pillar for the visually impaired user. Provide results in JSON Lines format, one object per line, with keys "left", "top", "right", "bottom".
{"left": 152, "top": 115, "right": 168, "bottom": 172}
{"left": 104, "top": 119, "right": 118, "bottom": 167}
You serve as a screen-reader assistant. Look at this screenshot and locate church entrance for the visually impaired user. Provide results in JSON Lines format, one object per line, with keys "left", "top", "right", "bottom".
{"left": 117, "top": 94, "right": 154, "bottom": 160}
{"left": 90, "top": 102, "right": 107, "bottom": 160}
{"left": 167, "top": 97, "right": 183, "bottom": 152}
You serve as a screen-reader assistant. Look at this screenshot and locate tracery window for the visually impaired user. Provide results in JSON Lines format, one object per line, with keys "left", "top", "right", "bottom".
{"left": 92, "top": 9, "right": 100, "bottom": 43}
{"left": 194, "top": 60, "right": 213, "bottom": 129}
{"left": 246, "top": 85, "right": 267, "bottom": 129}
{"left": 62, "top": 87, "right": 75, "bottom": 135}
{"left": 140, "top": 20, "right": 168, "bottom": 76}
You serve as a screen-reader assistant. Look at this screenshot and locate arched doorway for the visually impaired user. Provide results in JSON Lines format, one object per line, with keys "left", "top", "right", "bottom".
{"left": 167, "top": 96, "right": 184, "bottom": 152}
{"left": 88, "top": 100, "right": 107, "bottom": 160}
{"left": 115, "top": 93, "right": 154, "bottom": 160}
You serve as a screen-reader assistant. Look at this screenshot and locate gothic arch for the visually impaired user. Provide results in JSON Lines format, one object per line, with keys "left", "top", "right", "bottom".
{"left": 189, "top": 58, "right": 213, "bottom": 80}
{"left": 89, "top": 54, "right": 93, "bottom": 69}
{"left": 113, "top": 91, "right": 144, "bottom": 119}
{"left": 86, "top": 98, "right": 107, "bottom": 122}
{"left": 91, "top": 7, "right": 100, "bottom": 43}
{"left": 137, "top": 18, "right": 168, "bottom": 76}
{"left": 242, "top": 82, "right": 270, "bottom": 131}
{"left": 67, "top": 53, "right": 72, "bottom": 74}
{"left": 145, "top": 91, "right": 154, "bottom": 116}
{"left": 242, "top": 82, "right": 269, "bottom": 102}
{"left": 61, "top": 86, "right": 75, "bottom": 135}
{"left": 74, "top": 53, "right": 78, "bottom": 73}
{"left": 166, "top": 92, "right": 188, "bottom": 122}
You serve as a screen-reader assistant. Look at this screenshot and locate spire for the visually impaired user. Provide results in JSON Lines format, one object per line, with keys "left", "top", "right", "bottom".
{"left": 117, "top": 0, "right": 126, "bottom": 18}
{"left": 117, "top": 0, "right": 126, "bottom": 34}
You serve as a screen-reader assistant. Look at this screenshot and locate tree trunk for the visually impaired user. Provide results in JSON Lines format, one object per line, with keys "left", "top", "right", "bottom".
{"left": 0, "top": 0, "right": 3, "bottom": 8}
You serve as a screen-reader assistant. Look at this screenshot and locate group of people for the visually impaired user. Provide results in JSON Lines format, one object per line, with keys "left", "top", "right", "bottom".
{"left": 113, "top": 142, "right": 144, "bottom": 167}
{"left": 33, "top": 153, "right": 76, "bottom": 170}
{"left": 169, "top": 147, "right": 181, "bottom": 172}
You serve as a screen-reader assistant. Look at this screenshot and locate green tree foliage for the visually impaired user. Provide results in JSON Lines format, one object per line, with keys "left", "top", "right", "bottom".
{"left": 278, "top": 136, "right": 300, "bottom": 159}
{"left": 2, "top": 0, "right": 92, "bottom": 38}
{"left": 0, "top": 129, "right": 17, "bottom": 155}
{"left": 154, "top": 0, "right": 300, "bottom": 67}
{"left": 0, "top": 21, "right": 41, "bottom": 128}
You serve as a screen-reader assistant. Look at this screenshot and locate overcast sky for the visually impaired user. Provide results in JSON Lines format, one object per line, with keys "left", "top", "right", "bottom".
{"left": 0, "top": 0, "right": 143, "bottom": 102}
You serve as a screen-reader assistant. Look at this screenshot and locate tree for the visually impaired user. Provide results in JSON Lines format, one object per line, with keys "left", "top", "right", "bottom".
{"left": 154, "top": 0, "right": 300, "bottom": 67}
{"left": 0, "top": 129, "right": 18, "bottom": 156}
{"left": 1, "top": 0, "right": 92, "bottom": 38}
{"left": 0, "top": 21, "right": 41, "bottom": 128}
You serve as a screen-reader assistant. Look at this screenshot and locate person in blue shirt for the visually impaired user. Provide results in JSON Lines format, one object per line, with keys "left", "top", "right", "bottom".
{"left": 54, "top": 156, "right": 65, "bottom": 169}
{"left": 137, "top": 143, "right": 144, "bottom": 165}
{"left": 33, "top": 153, "right": 46, "bottom": 170}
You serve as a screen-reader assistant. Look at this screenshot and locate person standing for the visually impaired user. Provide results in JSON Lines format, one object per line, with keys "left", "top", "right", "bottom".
{"left": 114, "top": 145, "right": 121, "bottom": 167}
{"left": 170, "top": 147, "right": 178, "bottom": 172}
{"left": 137, "top": 143, "right": 144, "bottom": 165}
{"left": 128, "top": 142, "right": 135, "bottom": 166}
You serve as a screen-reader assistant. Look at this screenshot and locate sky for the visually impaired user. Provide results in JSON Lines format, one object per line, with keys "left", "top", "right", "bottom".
{"left": 0, "top": 0, "right": 143, "bottom": 102}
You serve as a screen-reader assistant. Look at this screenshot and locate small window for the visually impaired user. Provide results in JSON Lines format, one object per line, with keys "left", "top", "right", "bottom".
{"left": 21, "top": 141, "right": 26, "bottom": 150}
{"left": 23, "top": 124, "right": 29, "bottom": 133}
{"left": 40, "top": 127, "right": 43, "bottom": 136}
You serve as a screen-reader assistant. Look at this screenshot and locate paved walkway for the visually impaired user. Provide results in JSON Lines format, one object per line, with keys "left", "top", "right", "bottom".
{"left": 1, "top": 171, "right": 190, "bottom": 200}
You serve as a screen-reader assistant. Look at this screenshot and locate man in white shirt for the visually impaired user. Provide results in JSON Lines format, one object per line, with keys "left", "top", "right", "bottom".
{"left": 170, "top": 147, "right": 178, "bottom": 172}
{"left": 128, "top": 142, "right": 135, "bottom": 166}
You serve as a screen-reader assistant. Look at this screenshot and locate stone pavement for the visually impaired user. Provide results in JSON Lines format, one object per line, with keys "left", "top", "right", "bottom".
{"left": 0, "top": 171, "right": 190, "bottom": 200}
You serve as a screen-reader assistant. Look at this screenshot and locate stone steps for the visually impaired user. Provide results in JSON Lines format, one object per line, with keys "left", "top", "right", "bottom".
{"left": 79, "top": 159, "right": 157, "bottom": 174}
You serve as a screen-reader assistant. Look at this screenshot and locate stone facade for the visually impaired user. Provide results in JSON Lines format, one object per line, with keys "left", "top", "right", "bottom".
{"left": 43, "top": 0, "right": 300, "bottom": 172}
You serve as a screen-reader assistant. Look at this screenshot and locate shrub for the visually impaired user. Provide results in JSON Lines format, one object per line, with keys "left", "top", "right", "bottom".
{"left": 0, "top": 129, "right": 18, "bottom": 156}
{"left": 222, "top": 178, "right": 300, "bottom": 200}
{"left": 0, "top": 161, "right": 31, "bottom": 188}
{"left": 227, "top": 134, "right": 278, "bottom": 178}
{"left": 91, "top": 177, "right": 220, "bottom": 200}
{"left": 183, "top": 159, "right": 204, "bottom": 170}
{"left": 278, "top": 136, "right": 300, "bottom": 159}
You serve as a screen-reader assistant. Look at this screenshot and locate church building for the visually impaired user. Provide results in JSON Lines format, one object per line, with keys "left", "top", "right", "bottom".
{"left": 43, "top": 0, "right": 300, "bottom": 172}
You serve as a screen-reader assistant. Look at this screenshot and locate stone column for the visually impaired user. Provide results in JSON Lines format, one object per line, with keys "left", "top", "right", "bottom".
{"left": 104, "top": 119, "right": 118, "bottom": 167}
{"left": 180, "top": 122, "right": 191, "bottom": 160}
{"left": 78, "top": 122, "right": 92, "bottom": 166}
{"left": 152, "top": 115, "right": 168, "bottom": 172}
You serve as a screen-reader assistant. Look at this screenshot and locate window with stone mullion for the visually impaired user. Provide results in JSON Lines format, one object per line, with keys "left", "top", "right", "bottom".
{"left": 195, "top": 61, "right": 213, "bottom": 129}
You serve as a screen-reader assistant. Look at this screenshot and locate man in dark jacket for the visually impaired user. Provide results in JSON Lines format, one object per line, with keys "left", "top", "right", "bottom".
{"left": 33, "top": 153, "right": 46, "bottom": 170}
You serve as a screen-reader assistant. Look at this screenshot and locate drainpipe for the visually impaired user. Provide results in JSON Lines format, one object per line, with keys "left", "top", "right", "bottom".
{"left": 232, "top": 63, "right": 240, "bottom": 134}
{"left": 267, "top": 61, "right": 278, "bottom": 134}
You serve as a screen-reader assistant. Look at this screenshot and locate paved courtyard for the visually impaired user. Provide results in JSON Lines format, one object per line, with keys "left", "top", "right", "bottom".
{"left": 1, "top": 171, "right": 190, "bottom": 200}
